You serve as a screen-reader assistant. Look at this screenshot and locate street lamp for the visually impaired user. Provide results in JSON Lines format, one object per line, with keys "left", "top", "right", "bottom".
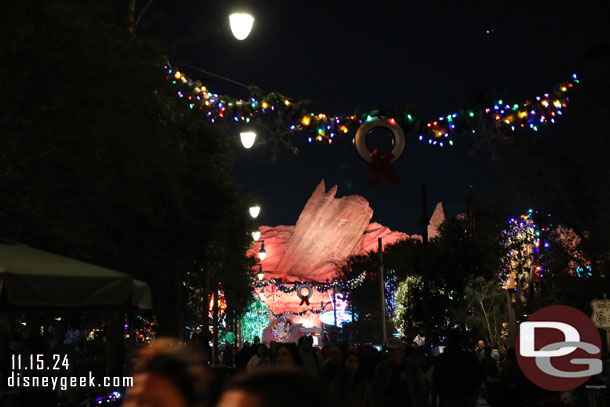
{"left": 257, "top": 264, "right": 265, "bottom": 281}
{"left": 258, "top": 240, "right": 266, "bottom": 261}
{"left": 229, "top": 13, "right": 255, "bottom": 40}
{"left": 249, "top": 205, "right": 260, "bottom": 219}
{"left": 240, "top": 131, "right": 257, "bottom": 149}
{"left": 252, "top": 229, "right": 261, "bottom": 241}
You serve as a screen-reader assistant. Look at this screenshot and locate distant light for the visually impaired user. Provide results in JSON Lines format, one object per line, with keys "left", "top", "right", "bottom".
{"left": 229, "top": 13, "right": 254, "bottom": 40}
{"left": 240, "top": 131, "right": 257, "bottom": 148}
{"left": 257, "top": 264, "right": 264, "bottom": 281}
{"left": 249, "top": 205, "right": 261, "bottom": 218}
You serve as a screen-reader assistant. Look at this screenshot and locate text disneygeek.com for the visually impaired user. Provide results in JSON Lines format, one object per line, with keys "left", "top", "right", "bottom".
{"left": 7, "top": 354, "right": 133, "bottom": 391}
{"left": 7, "top": 371, "right": 133, "bottom": 391}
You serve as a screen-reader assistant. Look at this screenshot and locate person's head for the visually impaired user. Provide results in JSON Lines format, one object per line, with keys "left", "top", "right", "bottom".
{"left": 219, "top": 367, "right": 325, "bottom": 407}
{"left": 327, "top": 331, "right": 339, "bottom": 344}
{"left": 255, "top": 344, "right": 267, "bottom": 357}
{"left": 273, "top": 343, "right": 301, "bottom": 367}
{"left": 327, "top": 343, "right": 343, "bottom": 366}
{"left": 253, "top": 336, "right": 260, "bottom": 345}
{"left": 124, "top": 340, "right": 210, "bottom": 407}
{"left": 477, "top": 339, "right": 485, "bottom": 350}
{"left": 298, "top": 335, "right": 312, "bottom": 351}
{"left": 344, "top": 352, "right": 360, "bottom": 376}
{"left": 385, "top": 337, "right": 406, "bottom": 365}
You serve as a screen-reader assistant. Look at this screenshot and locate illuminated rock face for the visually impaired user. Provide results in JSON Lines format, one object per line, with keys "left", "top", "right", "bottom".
{"left": 248, "top": 180, "right": 443, "bottom": 336}
{"left": 250, "top": 180, "right": 409, "bottom": 281}
{"left": 428, "top": 202, "right": 446, "bottom": 240}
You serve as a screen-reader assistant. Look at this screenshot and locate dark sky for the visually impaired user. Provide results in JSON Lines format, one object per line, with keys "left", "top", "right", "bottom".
{"left": 161, "top": 2, "right": 608, "bottom": 234}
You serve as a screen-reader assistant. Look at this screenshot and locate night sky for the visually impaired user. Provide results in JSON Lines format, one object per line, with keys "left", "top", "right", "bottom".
{"left": 162, "top": 2, "right": 609, "bottom": 234}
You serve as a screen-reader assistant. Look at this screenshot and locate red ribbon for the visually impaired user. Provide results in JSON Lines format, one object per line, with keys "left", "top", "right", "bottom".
{"left": 367, "top": 149, "right": 401, "bottom": 187}
{"left": 299, "top": 297, "right": 310, "bottom": 306}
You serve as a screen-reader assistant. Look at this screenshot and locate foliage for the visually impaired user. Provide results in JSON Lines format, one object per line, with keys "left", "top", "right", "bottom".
{"left": 494, "top": 67, "right": 610, "bottom": 299}
{"left": 391, "top": 276, "right": 424, "bottom": 336}
{"left": 0, "top": 0, "right": 254, "bottom": 335}
{"left": 462, "top": 276, "right": 507, "bottom": 346}
{"left": 240, "top": 298, "right": 269, "bottom": 343}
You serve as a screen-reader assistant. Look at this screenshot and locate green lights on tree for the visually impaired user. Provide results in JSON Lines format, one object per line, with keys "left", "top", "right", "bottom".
{"left": 241, "top": 298, "right": 270, "bottom": 343}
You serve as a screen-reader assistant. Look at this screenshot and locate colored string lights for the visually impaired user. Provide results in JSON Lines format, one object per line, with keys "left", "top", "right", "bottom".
{"left": 385, "top": 268, "right": 398, "bottom": 317}
{"left": 499, "top": 209, "right": 551, "bottom": 291}
{"left": 164, "top": 63, "right": 578, "bottom": 148}
{"left": 251, "top": 272, "right": 367, "bottom": 293}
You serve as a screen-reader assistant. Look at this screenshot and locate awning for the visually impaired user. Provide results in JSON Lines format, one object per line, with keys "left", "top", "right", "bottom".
{"left": 0, "top": 242, "right": 152, "bottom": 309}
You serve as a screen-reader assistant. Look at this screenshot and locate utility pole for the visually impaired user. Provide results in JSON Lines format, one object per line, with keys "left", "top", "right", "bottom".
{"left": 378, "top": 237, "right": 387, "bottom": 344}
{"left": 333, "top": 285, "right": 338, "bottom": 328}
{"left": 420, "top": 184, "right": 431, "bottom": 351}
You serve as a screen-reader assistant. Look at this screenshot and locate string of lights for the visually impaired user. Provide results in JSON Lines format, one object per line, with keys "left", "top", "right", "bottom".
{"left": 164, "top": 63, "right": 578, "bottom": 147}
{"left": 499, "top": 209, "right": 551, "bottom": 290}
{"left": 251, "top": 272, "right": 367, "bottom": 293}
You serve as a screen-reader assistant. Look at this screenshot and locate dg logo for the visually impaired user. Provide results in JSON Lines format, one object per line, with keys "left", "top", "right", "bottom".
{"left": 516, "top": 305, "right": 603, "bottom": 391}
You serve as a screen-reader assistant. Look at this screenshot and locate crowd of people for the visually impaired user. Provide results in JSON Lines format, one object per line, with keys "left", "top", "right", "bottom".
{"left": 121, "top": 329, "right": 585, "bottom": 407}
{"left": 2, "top": 328, "right": 603, "bottom": 406}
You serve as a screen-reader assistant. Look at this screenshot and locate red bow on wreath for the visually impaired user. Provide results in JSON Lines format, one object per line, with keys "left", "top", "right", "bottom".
{"left": 367, "top": 149, "right": 402, "bottom": 188}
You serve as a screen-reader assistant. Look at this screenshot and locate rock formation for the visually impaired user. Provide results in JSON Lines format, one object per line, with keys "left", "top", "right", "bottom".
{"left": 250, "top": 180, "right": 409, "bottom": 281}
{"left": 247, "top": 180, "right": 446, "bottom": 335}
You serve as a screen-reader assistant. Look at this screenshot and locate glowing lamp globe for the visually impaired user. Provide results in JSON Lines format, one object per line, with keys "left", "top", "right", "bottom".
{"left": 252, "top": 230, "right": 261, "bottom": 241}
{"left": 229, "top": 13, "right": 254, "bottom": 40}
{"left": 257, "top": 265, "right": 265, "bottom": 281}
{"left": 240, "top": 131, "right": 257, "bottom": 149}
{"left": 249, "top": 205, "right": 260, "bottom": 219}
{"left": 258, "top": 241, "right": 266, "bottom": 261}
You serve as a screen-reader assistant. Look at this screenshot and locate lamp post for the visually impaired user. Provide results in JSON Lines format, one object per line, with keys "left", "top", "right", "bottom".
{"left": 257, "top": 264, "right": 265, "bottom": 281}
{"left": 258, "top": 240, "right": 266, "bottom": 261}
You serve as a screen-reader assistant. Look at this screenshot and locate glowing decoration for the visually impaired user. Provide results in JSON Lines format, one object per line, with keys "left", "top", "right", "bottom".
{"left": 499, "top": 209, "right": 550, "bottom": 302}
{"left": 252, "top": 271, "right": 367, "bottom": 293}
{"left": 258, "top": 240, "right": 266, "bottom": 261}
{"left": 93, "top": 391, "right": 122, "bottom": 406}
{"left": 296, "top": 284, "right": 313, "bottom": 305}
{"left": 271, "top": 316, "right": 293, "bottom": 340}
{"left": 252, "top": 230, "right": 261, "bottom": 241}
{"left": 240, "top": 131, "right": 257, "bottom": 148}
{"left": 320, "top": 310, "right": 356, "bottom": 328}
{"left": 249, "top": 205, "right": 261, "bottom": 218}
{"left": 241, "top": 299, "right": 270, "bottom": 343}
{"left": 164, "top": 62, "right": 578, "bottom": 148}
{"left": 229, "top": 13, "right": 255, "bottom": 40}
{"left": 385, "top": 268, "right": 398, "bottom": 317}
{"left": 209, "top": 287, "right": 228, "bottom": 315}
{"left": 224, "top": 331, "right": 236, "bottom": 344}
{"left": 354, "top": 117, "right": 406, "bottom": 164}
{"left": 391, "top": 275, "right": 424, "bottom": 336}
{"left": 257, "top": 264, "right": 265, "bottom": 281}
{"left": 354, "top": 117, "right": 404, "bottom": 187}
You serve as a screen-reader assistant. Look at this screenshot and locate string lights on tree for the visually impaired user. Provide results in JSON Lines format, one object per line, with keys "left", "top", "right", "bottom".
{"left": 241, "top": 299, "right": 270, "bottom": 343}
